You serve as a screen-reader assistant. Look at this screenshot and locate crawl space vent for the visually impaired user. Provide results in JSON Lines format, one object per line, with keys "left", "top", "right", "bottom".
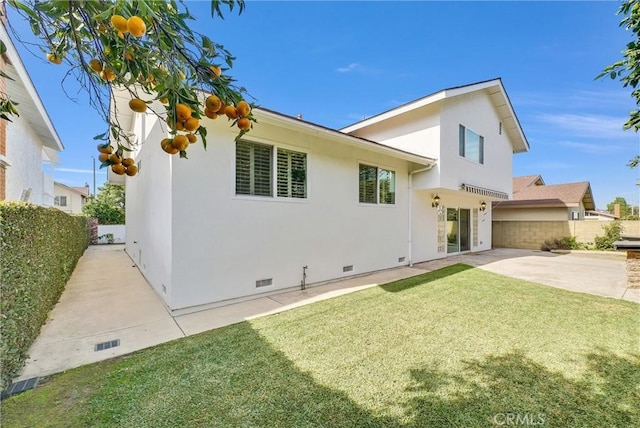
{"left": 256, "top": 278, "right": 273, "bottom": 288}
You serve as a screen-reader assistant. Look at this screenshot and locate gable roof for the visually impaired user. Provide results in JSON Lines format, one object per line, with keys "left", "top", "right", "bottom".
{"left": 496, "top": 179, "right": 595, "bottom": 210}
{"left": 340, "top": 78, "right": 529, "bottom": 154}
{"left": 54, "top": 181, "right": 90, "bottom": 198}
{"left": 513, "top": 175, "right": 544, "bottom": 192}
{"left": 1, "top": 23, "right": 63, "bottom": 152}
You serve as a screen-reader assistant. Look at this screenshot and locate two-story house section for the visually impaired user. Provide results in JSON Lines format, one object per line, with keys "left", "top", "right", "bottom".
{"left": 0, "top": 22, "right": 63, "bottom": 205}
{"left": 116, "top": 78, "right": 528, "bottom": 315}
{"left": 342, "top": 79, "right": 529, "bottom": 262}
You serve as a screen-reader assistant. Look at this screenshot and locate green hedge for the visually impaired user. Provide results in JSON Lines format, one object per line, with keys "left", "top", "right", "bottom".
{"left": 0, "top": 202, "right": 90, "bottom": 389}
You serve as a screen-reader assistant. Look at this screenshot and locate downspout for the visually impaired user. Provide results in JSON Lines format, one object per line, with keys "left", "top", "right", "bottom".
{"left": 408, "top": 164, "right": 436, "bottom": 267}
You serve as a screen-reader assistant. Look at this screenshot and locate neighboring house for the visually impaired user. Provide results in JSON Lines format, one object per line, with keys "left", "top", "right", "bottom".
{"left": 114, "top": 78, "right": 529, "bottom": 315}
{"left": 0, "top": 21, "right": 63, "bottom": 205}
{"left": 492, "top": 175, "right": 595, "bottom": 221}
{"left": 583, "top": 210, "right": 619, "bottom": 221}
{"left": 53, "top": 182, "right": 90, "bottom": 214}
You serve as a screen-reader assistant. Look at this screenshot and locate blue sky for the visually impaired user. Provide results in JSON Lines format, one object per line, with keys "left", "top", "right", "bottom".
{"left": 7, "top": 0, "right": 640, "bottom": 209}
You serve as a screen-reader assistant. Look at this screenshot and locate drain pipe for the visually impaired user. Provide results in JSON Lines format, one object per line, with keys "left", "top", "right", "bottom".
{"left": 301, "top": 265, "right": 308, "bottom": 290}
{"left": 408, "top": 164, "right": 436, "bottom": 267}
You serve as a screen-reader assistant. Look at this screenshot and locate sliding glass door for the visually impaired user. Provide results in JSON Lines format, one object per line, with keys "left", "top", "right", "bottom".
{"left": 447, "top": 208, "right": 470, "bottom": 254}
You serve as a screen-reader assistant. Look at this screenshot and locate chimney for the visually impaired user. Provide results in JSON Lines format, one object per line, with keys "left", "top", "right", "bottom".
{"left": 296, "top": 114, "right": 302, "bottom": 120}
{"left": 614, "top": 203, "right": 621, "bottom": 218}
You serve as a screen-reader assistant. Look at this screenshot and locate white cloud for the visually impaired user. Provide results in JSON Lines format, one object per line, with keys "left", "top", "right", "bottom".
{"left": 57, "top": 168, "right": 106, "bottom": 174}
{"left": 534, "top": 113, "right": 631, "bottom": 139}
{"left": 559, "top": 140, "right": 623, "bottom": 154}
{"left": 336, "top": 63, "right": 361, "bottom": 73}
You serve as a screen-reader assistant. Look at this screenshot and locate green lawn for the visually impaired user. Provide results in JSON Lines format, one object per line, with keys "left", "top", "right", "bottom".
{"left": 2, "top": 265, "right": 638, "bottom": 427}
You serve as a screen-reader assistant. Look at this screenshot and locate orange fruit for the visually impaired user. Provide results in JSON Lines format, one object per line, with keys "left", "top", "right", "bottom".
{"left": 171, "top": 135, "right": 189, "bottom": 151}
{"left": 100, "top": 69, "right": 116, "bottom": 81}
{"left": 224, "top": 105, "right": 238, "bottom": 119}
{"left": 97, "top": 143, "right": 112, "bottom": 154}
{"left": 205, "top": 95, "right": 222, "bottom": 111}
{"left": 236, "top": 100, "right": 251, "bottom": 117}
{"left": 161, "top": 138, "right": 179, "bottom": 154}
{"left": 237, "top": 117, "right": 251, "bottom": 130}
{"left": 129, "top": 98, "right": 147, "bottom": 113}
{"left": 108, "top": 153, "right": 122, "bottom": 164}
{"left": 184, "top": 117, "right": 199, "bottom": 132}
{"left": 209, "top": 66, "right": 221, "bottom": 78}
{"left": 127, "top": 16, "right": 146, "bottom": 37}
{"left": 124, "top": 51, "right": 134, "bottom": 61}
{"left": 175, "top": 120, "right": 185, "bottom": 132}
{"left": 46, "top": 53, "right": 62, "bottom": 64}
{"left": 204, "top": 108, "right": 218, "bottom": 119}
{"left": 89, "top": 58, "right": 102, "bottom": 72}
{"left": 98, "top": 153, "right": 109, "bottom": 162}
{"left": 110, "top": 15, "right": 129, "bottom": 33}
{"left": 117, "top": 31, "right": 125, "bottom": 39}
{"left": 186, "top": 133, "right": 197, "bottom": 143}
{"left": 160, "top": 97, "right": 168, "bottom": 104}
{"left": 216, "top": 101, "right": 226, "bottom": 114}
{"left": 122, "top": 158, "right": 135, "bottom": 167}
{"left": 125, "top": 165, "right": 138, "bottom": 176}
{"left": 175, "top": 103, "right": 192, "bottom": 122}
{"left": 111, "top": 164, "right": 126, "bottom": 175}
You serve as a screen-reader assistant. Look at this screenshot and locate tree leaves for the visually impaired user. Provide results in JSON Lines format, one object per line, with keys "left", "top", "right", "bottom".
{"left": 3, "top": 0, "right": 254, "bottom": 163}
{"left": 598, "top": 0, "right": 640, "bottom": 165}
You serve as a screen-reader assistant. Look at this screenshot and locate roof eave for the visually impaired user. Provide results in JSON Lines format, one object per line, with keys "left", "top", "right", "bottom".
{"left": 255, "top": 108, "right": 437, "bottom": 167}
{"left": 1, "top": 24, "right": 64, "bottom": 152}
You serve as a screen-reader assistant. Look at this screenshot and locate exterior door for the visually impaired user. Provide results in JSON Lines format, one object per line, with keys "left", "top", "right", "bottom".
{"left": 459, "top": 209, "right": 470, "bottom": 251}
{"left": 446, "top": 208, "right": 471, "bottom": 253}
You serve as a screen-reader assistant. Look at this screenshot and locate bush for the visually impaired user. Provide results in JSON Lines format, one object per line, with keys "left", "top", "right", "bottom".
{"left": 0, "top": 203, "right": 90, "bottom": 389}
{"left": 593, "top": 221, "right": 624, "bottom": 250}
{"left": 540, "top": 236, "right": 583, "bottom": 251}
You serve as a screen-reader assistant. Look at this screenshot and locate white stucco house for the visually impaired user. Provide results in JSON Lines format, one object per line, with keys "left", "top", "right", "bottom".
{"left": 53, "top": 182, "right": 90, "bottom": 214}
{"left": 0, "top": 22, "right": 63, "bottom": 205}
{"left": 114, "top": 78, "right": 529, "bottom": 315}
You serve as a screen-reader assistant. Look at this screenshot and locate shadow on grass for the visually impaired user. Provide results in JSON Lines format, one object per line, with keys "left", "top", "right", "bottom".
{"left": 381, "top": 264, "right": 474, "bottom": 293}
{"left": 2, "top": 322, "right": 399, "bottom": 428}
{"left": 404, "top": 350, "right": 640, "bottom": 427}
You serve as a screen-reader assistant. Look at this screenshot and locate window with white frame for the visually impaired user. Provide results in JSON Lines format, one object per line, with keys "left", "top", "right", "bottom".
{"left": 277, "top": 148, "right": 307, "bottom": 198}
{"left": 459, "top": 125, "right": 484, "bottom": 164}
{"left": 236, "top": 141, "right": 307, "bottom": 198}
{"left": 54, "top": 196, "right": 67, "bottom": 207}
{"left": 236, "top": 141, "right": 272, "bottom": 196}
{"left": 359, "top": 164, "right": 395, "bottom": 204}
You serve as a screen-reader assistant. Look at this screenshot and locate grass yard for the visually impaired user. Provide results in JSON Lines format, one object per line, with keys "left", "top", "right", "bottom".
{"left": 2, "top": 264, "right": 638, "bottom": 427}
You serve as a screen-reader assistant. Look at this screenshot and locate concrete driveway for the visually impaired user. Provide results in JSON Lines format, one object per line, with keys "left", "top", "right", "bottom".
{"left": 414, "top": 248, "right": 637, "bottom": 303}
{"left": 13, "top": 246, "right": 636, "bottom": 385}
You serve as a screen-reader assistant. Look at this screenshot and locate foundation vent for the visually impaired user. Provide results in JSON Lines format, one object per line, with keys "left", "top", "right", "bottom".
{"left": 95, "top": 339, "right": 120, "bottom": 352}
{"left": 256, "top": 278, "right": 273, "bottom": 288}
{"left": 343, "top": 265, "right": 353, "bottom": 273}
{"left": 398, "top": 257, "right": 406, "bottom": 263}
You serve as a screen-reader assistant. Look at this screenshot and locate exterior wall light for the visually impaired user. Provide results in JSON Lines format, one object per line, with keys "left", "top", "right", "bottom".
{"left": 432, "top": 194, "right": 441, "bottom": 208}
{"left": 480, "top": 201, "right": 487, "bottom": 211}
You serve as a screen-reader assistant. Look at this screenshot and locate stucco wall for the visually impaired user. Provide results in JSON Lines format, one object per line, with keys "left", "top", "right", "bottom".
{"left": 5, "top": 114, "right": 47, "bottom": 205}
{"left": 493, "top": 207, "right": 571, "bottom": 221}
{"left": 492, "top": 220, "right": 640, "bottom": 249}
{"left": 53, "top": 183, "right": 85, "bottom": 214}
{"left": 169, "top": 116, "right": 415, "bottom": 311}
{"left": 97, "top": 224, "right": 126, "bottom": 244}
{"left": 439, "top": 90, "right": 514, "bottom": 197}
{"left": 124, "top": 113, "right": 173, "bottom": 307}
